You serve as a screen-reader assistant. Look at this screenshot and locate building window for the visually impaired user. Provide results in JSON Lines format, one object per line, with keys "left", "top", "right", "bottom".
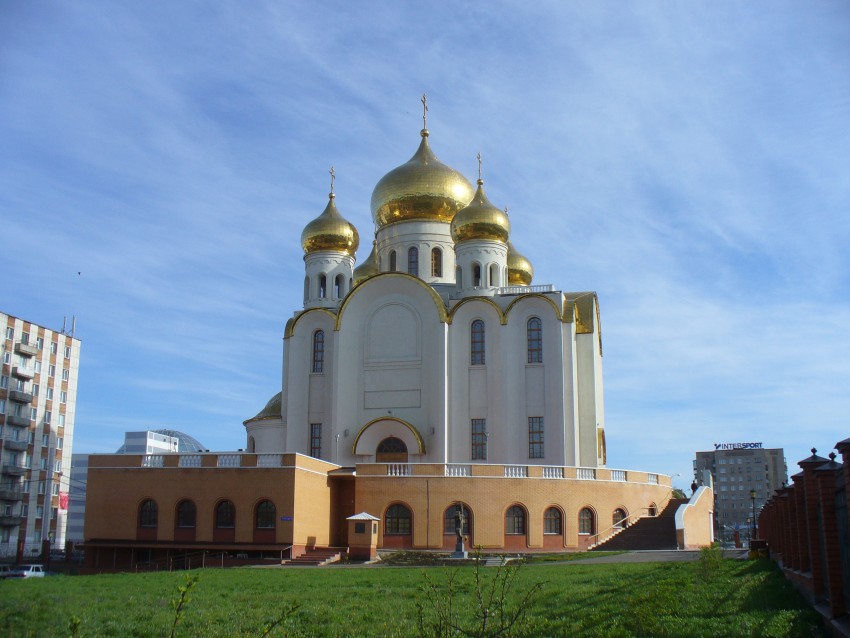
{"left": 613, "top": 508, "right": 627, "bottom": 529}
{"left": 528, "top": 417, "right": 544, "bottom": 459}
{"left": 34, "top": 361, "right": 41, "bottom": 373}
{"left": 58, "top": 414, "right": 65, "bottom": 427}
{"left": 505, "top": 505, "right": 526, "bottom": 535}
{"left": 20, "top": 333, "right": 29, "bottom": 345}
{"left": 176, "top": 500, "right": 196, "bottom": 528}
{"left": 527, "top": 317, "right": 542, "bottom": 363}
{"left": 334, "top": 274, "right": 344, "bottom": 299}
{"left": 318, "top": 274, "right": 327, "bottom": 299}
{"left": 44, "top": 411, "right": 51, "bottom": 424}
{"left": 443, "top": 504, "right": 471, "bottom": 535}
{"left": 0, "top": 399, "right": 4, "bottom": 414}
{"left": 310, "top": 423, "right": 322, "bottom": 458}
{"left": 544, "top": 507, "right": 562, "bottom": 534}
{"left": 62, "top": 369, "right": 69, "bottom": 381}
{"left": 389, "top": 250, "right": 397, "bottom": 272}
{"left": 48, "top": 365, "right": 55, "bottom": 378}
{"left": 4, "top": 327, "right": 13, "bottom": 340}
{"left": 407, "top": 247, "right": 419, "bottom": 276}
{"left": 384, "top": 504, "right": 411, "bottom": 535}
{"left": 431, "top": 248, "right": 442, "bottom": 277}
{"left": 473, "top": 263, "right": 482, "bottom": 287}
{"left": 36, "top": 337, "right": 43, "bottom": 350}
{"left": 57, "top": 437, "right": 63, "bottom": 449}
{"left": 470, "top": 320, "right": 485, "bottom": 365}
{"left": 471, "top": 419, "right": 487, "bottom": 460}
{"left": 2, "top": 352, "right": 9, "bottom": 364}
{"left": 32, "top": 384, "right": 39, "bottom": 397}
{"left": 64, "top": 346, "right": 71, "bottom": 359}
{"left": 579, "top": 508, "right": 595, "bottom": 535}
{"left": 42, "top": 434, "right": 50, "bottom": 447}
{"left": 139, "top": 500, "right": 158, "bottom": 528}
{"left": 312, "top": 330, "right": 324, "bottom": 373}
{"left": 255, "top": 500, "right": 276, "bottom": 529}
{"left": 215, "top": 500, "right": 236, "bottom": 528}
{"left": 45, "top": 387, "right": 54, "bottom": 401}
{"left": 50, "top": 342, "right": 57, "bottom": 355}
{"left": 0, "top": 376, "right": 7, "bottom": 389}
{"left": 60, "top": 391, "right": 67, "bottom": 404}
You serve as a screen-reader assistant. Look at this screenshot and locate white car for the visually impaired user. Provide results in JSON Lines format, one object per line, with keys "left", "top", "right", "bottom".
{"left": 6, "top": 564, "right": 46, "bottom": 579}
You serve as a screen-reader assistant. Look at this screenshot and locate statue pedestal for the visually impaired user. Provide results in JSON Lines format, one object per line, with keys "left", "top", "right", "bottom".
{"left": 451, "top": 538, "right": 467, "bottom": 559}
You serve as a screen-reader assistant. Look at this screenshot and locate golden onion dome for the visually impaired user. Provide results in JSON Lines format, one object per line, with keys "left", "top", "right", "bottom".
{"left": 371, "top": 129, "right": 475, "bottom": 228}
{"left": 450, "top": 179, "right": 511, "bottom": 244}
{"left": 353, "top": 240, "right": 379, "bottom": 284}
{"left": 301, "top": 193, "right": 360, "bottom": 255}
{"left": 507, "top": 241, "right": 534, "bottom": 286}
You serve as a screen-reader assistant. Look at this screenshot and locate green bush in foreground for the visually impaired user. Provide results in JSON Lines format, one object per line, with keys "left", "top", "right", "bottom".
{"left": 0, "top": 558, "right": 824, "bottom": 638}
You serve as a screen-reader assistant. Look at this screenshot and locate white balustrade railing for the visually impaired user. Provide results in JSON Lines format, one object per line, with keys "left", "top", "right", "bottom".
{"left": 504, "top": 465, "right": 528, "bottom": 478}
{"left": 444, "top": 464, "right": 471, "bottom": 477}
{"left": 542, "top": 466, "right": 565, "bottom": 479}
{"left": 142, "top": 455, "right": 164, "bottom": 468}
{"left": 577, "top": 468, "right": 596, "bottom": 480}
{"left": 178, "top": 455, "right": 202, "bottom": 468}
{"left": 257, "top": 454, "right": 282, "bottom": 467}
{"left": 648, "top": 473, "right": 659, "bottom": 484}
{"left": 612, "top": 470, "right": 627, "bottom": 482}
{"left": 387, "top": 464, "right": 412, "bottom": 476}
{"left": 217, "top": 454, "right": 241, "bottom": 468}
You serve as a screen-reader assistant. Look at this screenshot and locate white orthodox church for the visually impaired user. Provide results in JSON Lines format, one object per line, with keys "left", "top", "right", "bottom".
{"left": 245, "top": 115, "right": 606, "bottom": 471}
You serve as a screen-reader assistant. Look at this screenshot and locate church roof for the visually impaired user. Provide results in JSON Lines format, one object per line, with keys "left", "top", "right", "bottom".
{"left": 244, "top": 391, "right": 282, "bottom": 424}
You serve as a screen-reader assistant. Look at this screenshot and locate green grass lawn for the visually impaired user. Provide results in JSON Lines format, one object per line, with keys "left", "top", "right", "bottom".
{"left": 0, "top": 558, "right": 823, "bottom": 637}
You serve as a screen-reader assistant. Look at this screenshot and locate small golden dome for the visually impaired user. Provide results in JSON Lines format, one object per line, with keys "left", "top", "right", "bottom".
{"left": 450, "top": 179, "right": 511, "bottom": 244}
{"left": 301, "top": 193, "right": 360, "bottom": 255}
{"left": 353, "top": 240, "right": 379, "bottom": 284}
{"left": 507, "top": 241, "right": 534, "bottom": 286}
{"left": 371, "top": 129, "right": 475, "bottom": 228}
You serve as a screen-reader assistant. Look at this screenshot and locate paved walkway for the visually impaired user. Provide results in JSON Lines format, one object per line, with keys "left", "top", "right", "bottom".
{"left": 540, "top": 549, "right": 749, "bottom": 565}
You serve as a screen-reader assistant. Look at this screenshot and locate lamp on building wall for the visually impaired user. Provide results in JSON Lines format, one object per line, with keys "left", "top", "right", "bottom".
{"left": 749, "top": 488, "right": 757, "bottom": 542}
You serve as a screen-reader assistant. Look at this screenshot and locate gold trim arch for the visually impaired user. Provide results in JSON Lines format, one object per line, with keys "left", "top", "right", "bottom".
{"left": 447, "top": 296, "right": 506, "bottom": 325}
{"left": 284, "top": 308, "right": 338, "bottom": 339}
{"left": 336, "top": 272, "right": 448, "bottom": 331}
{"left": 352, "top": 417, "right": 426, "bottom": 456}
{"left": 503, "top": 293, "right": 565, "bottom": 323}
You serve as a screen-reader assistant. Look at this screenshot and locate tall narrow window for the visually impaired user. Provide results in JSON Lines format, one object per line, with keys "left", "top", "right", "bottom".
{"left": 334, "top": 274, "right": 344, "bottom": 298}
{"left": 139, "top": 500, "right": 158, "bottom": 528}
{"left": 389, "top": 250, "right": 397, "bottom": 272}
{"left": 215, "top": 500, "right": 236, "bottom": 528}
{"left": 303, "top": 276, "right": 310, "bottom": 303}
{"left": 505, "top": 506, "right": 526, "bottom": 535}
{"left": 527, "top": 317, "right": 542, "bottom": 363}
{"left": 312, "top": 330, "right": 324, "bottom": 373}
{"left": 176, "top": 500, "right": 196, "bottom": 528}
{"left": 318, "top": 274, "right": 327, "bottom": 298}
{"left": 528, "top": 417, "right": 544, "bottom": 459}
{"left": 407, "top": 246, "right": 419, "bottom": 276}
{"left": 544, "top": 507, "right": 562, "bottom": 534}
{"left": 310, "top": 423, "right": 322, "bottom": 458}
{"left": 579, "top": 508, "right": 595, "bottom": 535}
{"left": 470, "top": 320, "right": 485, "bottom": 365}
{"left": 256, "top": 500, "right": 276, "bottom": 529}
{"left": 489, "top": 263, "right": 499, "bottom": 287}
{"left": 431, "top": 248, "right": 442, "bottom": 277}
{"left": 473, "top": 264, "right": 482, "bottom": 287}
{"left": 471, "top": 419, "right": 487, "bottom": 460}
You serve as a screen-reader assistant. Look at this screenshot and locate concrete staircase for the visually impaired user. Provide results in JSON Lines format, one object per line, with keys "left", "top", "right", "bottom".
{"left": 282, "top": 547, "right": 345, "bottom": 566}
{"left": 590, "top": 499, "right": 688, "bottom": 551}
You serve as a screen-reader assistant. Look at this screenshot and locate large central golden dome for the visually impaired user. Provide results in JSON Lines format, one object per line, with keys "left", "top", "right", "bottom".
{"left": 371, "top": 129, "right": 475, "bottom": 228}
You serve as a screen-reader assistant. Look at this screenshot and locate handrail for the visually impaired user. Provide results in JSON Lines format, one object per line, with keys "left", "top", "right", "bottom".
{"left": 588, "top": 506, "right": 656, "bottom": 548}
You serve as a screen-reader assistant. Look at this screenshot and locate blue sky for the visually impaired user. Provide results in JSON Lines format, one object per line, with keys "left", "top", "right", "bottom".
{"left": 2, "top": 1, "right": 849, "bottom": 489}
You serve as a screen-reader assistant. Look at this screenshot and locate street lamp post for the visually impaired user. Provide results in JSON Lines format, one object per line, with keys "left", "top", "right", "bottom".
{"left": 749, "top": 489, "right": 757, "bottom": 544}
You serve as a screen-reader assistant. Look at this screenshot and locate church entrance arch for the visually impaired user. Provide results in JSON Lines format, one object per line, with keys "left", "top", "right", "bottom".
{"left": 376, "top": 437, "right": 408, "bottom": 463}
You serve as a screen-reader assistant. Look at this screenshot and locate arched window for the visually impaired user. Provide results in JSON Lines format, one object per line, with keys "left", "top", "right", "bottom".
{"left": 456, "top": 266, "right": 463, "bottom": 289}
{"left": 527, "top": 317, "right": 542, "bottom": 363}
{"left": 176, "top": 500, "right": 196, "bottom": 528}
{"left": 255, "top": 500, "right": 276, "bottom": 529}
{"left": 377, "top": 437, "right": 407, "bottom": 454}
{"left": 579, "top": 508, "right": 595, "bottom": 535}
{"left": 334, "top": 274, "right": 344, "bottom": 299}
{"left": 408, "top": 246, "right": 419, "bottom": 276}
{"left": 384, "top": 504, "right": 411, "bottom": 535}
{"left": 443, "top": 504, "right": 471, "bottom": 535}
{"left": 613, "top": 508, "right": 627, "bottom": 529}
{"left": 303, "top": 276, "right": 310, "bottom": 303}
{"left": 489, "top": 263, "right": 499, "bottom": 287}
{"left": 318, "top": 274, "right": 327, "bottom": 299}
{"left": 215, "top": 500, "right": 236, "bottom": 529}
{"left": 473, "top": 263, "right": 482, "bottom": 287}
{"left": 389, "top": 250, "right": 397, "bottom": 272}
{"left": 139, "top": 499, "right": 158, "bottom": 528}
{"left": 470, "top": 320, "right": 485, "bottom": 365}
{"left": 431, "top": 248, "right": 442, "bottom": 277}
{"left": 505, "top": 505, "right": 526, "bottom": 535}
{"left": 312, "top": 330, "right": 324, "bottom": 373}
{"left": 544, "top": 507, "right": 562, "bottom": 534}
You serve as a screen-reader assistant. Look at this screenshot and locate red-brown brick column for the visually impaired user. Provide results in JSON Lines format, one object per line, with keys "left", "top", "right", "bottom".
{"left": 814, "top": 453, "right": 845, "bottom": 618}
{"left": 799, "top": 449, "right": 829, "bottom": 597}
{"left": 790, "top": 475, "right": 805, "bottom": 572}
{"left": 838, "top": 437, "right": 850, "bottom": 540}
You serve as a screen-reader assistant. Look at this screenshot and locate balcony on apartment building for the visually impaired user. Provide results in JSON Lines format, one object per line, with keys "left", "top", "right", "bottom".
{"left": 8, "top": 390, "right": 33, "bottom": 404}
{"left": 14, "top": 341, "right": 39, "bottom": 357}
{"left": 2, "top": 439, "right": 28, "bottom": 452}
{"left": 0, "top": 485, "right": 24, "bottom": 501}
{"left": 1, "top": 464, "right": 27, "bottom": 476}
{"left": 12, "top": 365, "right": 34, "bottom": 380}
{"left": 5, "top": 415, "right": 31, "bottom": 427}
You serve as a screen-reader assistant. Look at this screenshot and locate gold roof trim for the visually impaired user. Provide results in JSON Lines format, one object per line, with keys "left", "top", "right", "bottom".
{"left": 447, "top": 296, "right": 507, "bottom": 325}
{"left": 284, "top": 307, "right": 339, "bottom": 339}
{"left": 503, "top": 293, "right": 565, "bottom": 324}
{"left": 336, "top": 272, "right": 448, "bottom": 331}
{"left": 351, "top": 416, "right": 426, "bottom": 455}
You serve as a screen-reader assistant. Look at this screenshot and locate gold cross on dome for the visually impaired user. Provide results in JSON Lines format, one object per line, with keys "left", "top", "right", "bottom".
{"left": 477, "top": 152, "right": 482, "bottom": 181}
{"left": 421, "top": 93, "right": 428, "bottom": 129}
{"left": 329, "top": 166, "right": 335, "bottom": 194}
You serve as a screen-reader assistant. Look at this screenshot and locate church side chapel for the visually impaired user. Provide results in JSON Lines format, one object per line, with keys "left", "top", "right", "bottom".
{"left": 84, "top": 100, "right": 709, "bottom": 568}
